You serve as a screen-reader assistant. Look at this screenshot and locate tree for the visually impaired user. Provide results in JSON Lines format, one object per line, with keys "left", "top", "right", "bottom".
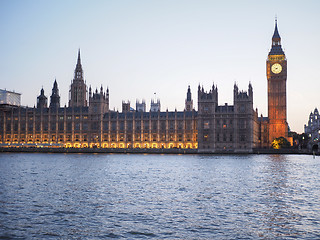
{"left": 271, "top": 137, "right": 291, "bottom": 149}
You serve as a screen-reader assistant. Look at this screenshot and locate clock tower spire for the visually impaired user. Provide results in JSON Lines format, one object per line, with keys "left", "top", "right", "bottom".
{"left": 267, "top": 19, "right": 288, "bottom": 144}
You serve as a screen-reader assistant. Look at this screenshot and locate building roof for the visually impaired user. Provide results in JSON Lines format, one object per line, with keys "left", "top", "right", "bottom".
{"left": 104, "top": 110, "right": 197, "bottom": 119}
{"left": 258, "top": 116, "right": 269, "bottom": 122}
{"left": 269, "top": 45, "right": 285, "bottom": 55}
{"left": 0, "top": 89, "right": 21, "bottom": 95}
{"left": 268, "top": 20, "right": 285, "bottom": 56}
{"left": 272, "top": 21, "right": 281, "bottom": 40}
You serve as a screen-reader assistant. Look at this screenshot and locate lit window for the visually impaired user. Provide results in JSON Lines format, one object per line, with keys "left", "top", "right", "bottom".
{"left": 204, "top": 121, "right": 209, "bottom": 129}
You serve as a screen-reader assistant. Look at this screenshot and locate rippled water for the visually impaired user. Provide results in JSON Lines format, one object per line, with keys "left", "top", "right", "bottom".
{"left": 0, "top": 153, "right": 320, "bottom": 239}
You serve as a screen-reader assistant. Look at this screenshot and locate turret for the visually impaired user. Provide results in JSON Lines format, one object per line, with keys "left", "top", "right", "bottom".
{"left": 233, "top": 83, "right": 253, "bottom": 115}
{"left": 89, "top": 85, "right": 92, "bottom": 97}
{"left": 233, "top": 83, "right": 253, "bottom": 102}
{"left": 150, "top": 99, "right": 160, "bottom": 112}
{"left": 233, "top": 82, "right": 238, "bottom": 99}
{"left": 248, "top": 82, "right": 253, "bottom": 97}
{"left": 185, "top": 85, "right": 193, "bottom": 111}
{"left": 37, "top": 87, "right": 47, "bottom": 108}
{"left": 197, "top": 83, "right": 218, "bottom": 115}
{"left": 88, "top": 85, "right": 109, "bottom": 114}
{"left": 49, "top": 79, "right": 60, "bottom": 109}
{"left": 136, "top": 99, "right": 146, "bottom": 112}
{"left": 122, "top": 101, "right": 131, "bottom": 112}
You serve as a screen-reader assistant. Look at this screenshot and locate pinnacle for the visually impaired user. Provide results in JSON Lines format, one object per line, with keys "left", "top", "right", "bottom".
{"left": 77, "top": 49, "right": 81, "bottom": 65}
{"left": 272, "top": 20, "right": 281, "bottom": 40}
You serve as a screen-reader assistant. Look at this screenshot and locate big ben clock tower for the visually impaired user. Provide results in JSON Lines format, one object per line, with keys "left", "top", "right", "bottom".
{"left": 267, "top": 19, "right": 288, "bottom": 143}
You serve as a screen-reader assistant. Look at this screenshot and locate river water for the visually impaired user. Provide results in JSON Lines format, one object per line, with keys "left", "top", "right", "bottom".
{"left": 0, "top": 153, "right": 319, "bottom": 239}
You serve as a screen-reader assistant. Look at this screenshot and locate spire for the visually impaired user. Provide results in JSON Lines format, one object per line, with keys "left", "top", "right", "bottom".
{"left": 185, "top": 85, "right": 193, "bottom": 111}
{"left": 77, "top": 48, "right": 81, "bottom": 66}
{"left": 248, "top": 82, "right": 253, "bottom": 97}
{"left": 74, "top": 49, "right": 84, "bottom": 80}
{"left": 186, "top": 85, "right": 192, "bottom": 101}
{"left": 272, "top": 18, "right": 281, "bottom": 41}
{"left": 268, "top": 18, "right": 284, "bottom": 56}
{"left": 50, "top": 79, "right": 60, "bottom": 109}
{"left": 53, "top": 79, "right": 58, "bottom": 89}
{"left": 52, "top": 79, "right": 59, "bottom": 95}
{"left": 37, "top": 87, "right": 47, "bottom": 108}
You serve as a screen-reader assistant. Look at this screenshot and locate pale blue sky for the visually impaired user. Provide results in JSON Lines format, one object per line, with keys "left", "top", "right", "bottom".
{"left": 1, "top": 0, "right": 319, "bottom": 133}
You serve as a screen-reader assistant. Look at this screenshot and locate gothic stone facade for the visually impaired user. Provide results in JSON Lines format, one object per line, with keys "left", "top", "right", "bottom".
{"left": 0, "top": 83, "right": 254, "bottom": 152}
{"left": 304, "top": 108, "right": 320, "bottom": 150}
{"left": 0, "top": 21, "right": 288, "bottom": 152}
{"left": 0, "top": 105, "right": 198, "bottom": 149}
{"left": 197, "top": 84, "right": 258, "bottom": 152}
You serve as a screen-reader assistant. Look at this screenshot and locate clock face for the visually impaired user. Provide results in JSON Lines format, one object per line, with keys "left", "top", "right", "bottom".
{"left": 271, "top": 63, "right": 282, "bottom": 74}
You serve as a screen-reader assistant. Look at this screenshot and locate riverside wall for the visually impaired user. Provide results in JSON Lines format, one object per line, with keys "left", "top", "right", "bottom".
{"left": 0, "top": 147, "right": 316, "bottom": 155}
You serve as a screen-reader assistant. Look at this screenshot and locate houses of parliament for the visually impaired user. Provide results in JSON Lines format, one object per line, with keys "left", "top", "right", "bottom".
{"left": 0, "top": 21, "right": 288, "bottom": 152}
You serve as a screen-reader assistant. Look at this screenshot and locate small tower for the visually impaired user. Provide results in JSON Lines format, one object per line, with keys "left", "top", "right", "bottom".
{"left": 233, "top": 83, "right": 253, "bottom": 109}
{"left": 197, "top": 83, "right": 218, "bottom": 151}
{"left": 49, "top": 79, "right": 60, "bottom": 109}
{"left": 136, "top": 100, "right": 146, "bottom": 112}
{"left": 150, "top": 99, "right": 160, "bottom": 112}
{"left": 233, "top": 83, "right": 254, "bottom": 150}
{"left": 197, "top": 83, "right": 218, "bottom": 115}
{"left": 122, "top": 101, "right": 131, "bottom": 112}
{"left": 89, "top": 86, "right": 109, "bottom": 114}
{"left": 69, "top": 49, "right": 88, "bottom": 107}
{"left": 185, "top": 85, "right": 193, "bottom": 111}
{"left": 37, "top": 87, "right": 47, "bottom": 108}
{"left": 267, "top": 19, "right": 288, "bottom": 143}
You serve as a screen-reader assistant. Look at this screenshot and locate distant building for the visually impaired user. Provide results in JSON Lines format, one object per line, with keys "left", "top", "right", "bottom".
{"left": 304, "top": 108, "right": 320, "bottom": 151}
{"left": 305, "top": 108, "right": 320, "bottom": 134}
{"left": 0, "top": 89, "right": 21, "bottom": 106}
